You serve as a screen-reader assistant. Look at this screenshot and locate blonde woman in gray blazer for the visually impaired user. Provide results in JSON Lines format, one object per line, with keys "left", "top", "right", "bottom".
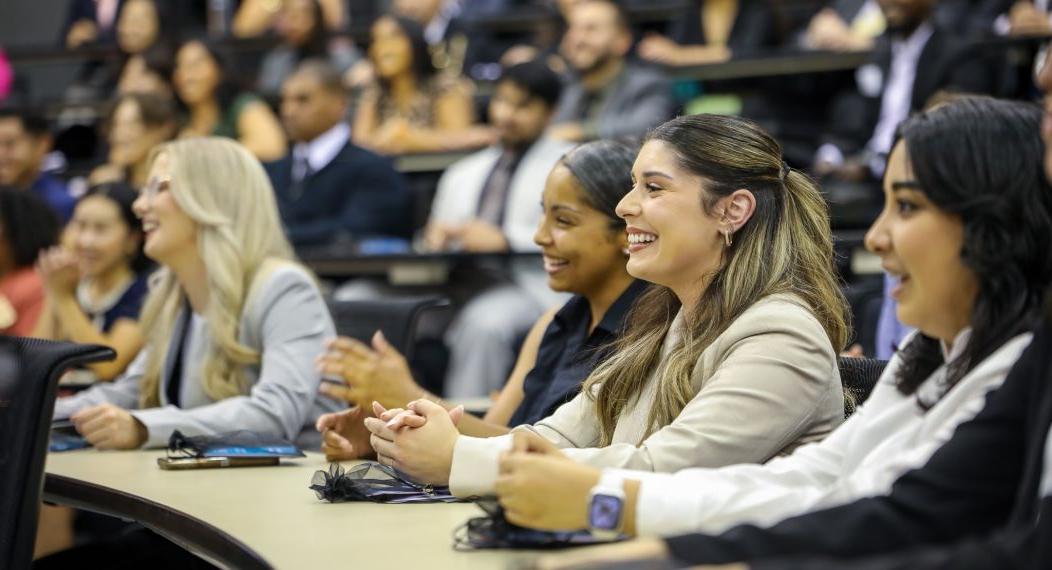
{"left": 363, "top": 114, "right": 851, "bottom": 511}
{"left": 54, "top": 137, "right": 341, "bottom": 449}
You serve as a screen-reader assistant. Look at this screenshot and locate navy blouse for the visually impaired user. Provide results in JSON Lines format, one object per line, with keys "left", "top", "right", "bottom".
{"left": 509, "top": 279, "right": 648, "bottom": 426}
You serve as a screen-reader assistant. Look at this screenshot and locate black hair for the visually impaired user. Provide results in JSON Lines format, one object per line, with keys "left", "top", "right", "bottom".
{"left": 372, "top": 15, "right": 436, "bottom": 84}
{"left": 292, "top": 59, "right": 347, "bottom": 97}
{"left": 139, "top": 42, "right": 176, "bottom": 86}
{"left": 174, "top": 38, "right": 243, "bottom": 112}
{"left": 892, "top": 97, "right": 1052, "bottom": 405}
{"left": 0, "top": 186, "right": 60, "bottom": 269}
{"left": 77, "top": 182, "right": 152, "bottom": 274}
{"left": 0, "top": 106, "right": 50, "bottom": 138}
{"left": 559, "top": 139, "right": 637, "bottom": 229}
{"left": 289, "top": 0, "right": 329, "bottom": 59}
{"left": 498, "top": 59, "right": 563, "bottom": 109}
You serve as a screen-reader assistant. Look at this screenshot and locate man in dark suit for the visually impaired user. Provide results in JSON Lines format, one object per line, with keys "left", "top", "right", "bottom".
{"left": 265, "top": 60, "right": 412, "bottom": 248}
{"left": 813, "top": 0, "right": 994, "bottom": 228}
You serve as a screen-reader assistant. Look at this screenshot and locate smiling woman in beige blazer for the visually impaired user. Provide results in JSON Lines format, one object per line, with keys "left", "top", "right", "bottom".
{"left": 361, "top": 114, "right": 851, "bottom": 511}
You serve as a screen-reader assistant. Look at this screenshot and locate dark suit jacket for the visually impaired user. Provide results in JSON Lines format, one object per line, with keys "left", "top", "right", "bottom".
{"left": 823, "top": 23, "right": 995, "bottom": 158}
{"left": 669, "top": 0, "right": 777, "bottom": 58}
{"left": 62, "top": 0, "right": 125, "bottom": 45}
{"left": 264, "top": 141, "right": 413, "bottom": 247}
{"left": 552, "top": 61, "right": 674, "bottom": 140}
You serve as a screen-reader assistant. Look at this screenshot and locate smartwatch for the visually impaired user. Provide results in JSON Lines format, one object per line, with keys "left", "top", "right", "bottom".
{"left": 587, "top": 471, "right": 626, "bottom": 539}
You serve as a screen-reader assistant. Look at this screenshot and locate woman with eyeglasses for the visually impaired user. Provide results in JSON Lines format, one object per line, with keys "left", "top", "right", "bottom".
{"left": 52, "top": 137, "right": 340, "bottom": 450}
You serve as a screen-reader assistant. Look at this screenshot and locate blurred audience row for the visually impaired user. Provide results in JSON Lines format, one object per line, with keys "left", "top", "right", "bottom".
{"left": 1, "top": 0, "right": 1050, "bottom": 398}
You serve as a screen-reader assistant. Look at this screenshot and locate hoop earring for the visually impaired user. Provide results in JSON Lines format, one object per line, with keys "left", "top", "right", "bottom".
{"left": 723, "top": 230, "right": 733, "bottom": 248}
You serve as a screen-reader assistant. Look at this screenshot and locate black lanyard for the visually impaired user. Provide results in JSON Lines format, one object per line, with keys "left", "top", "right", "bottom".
{"left": 166, "top": 310, "right": 193, "bottom": 407}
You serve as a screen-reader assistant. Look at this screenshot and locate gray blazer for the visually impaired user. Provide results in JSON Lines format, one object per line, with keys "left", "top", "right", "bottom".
{"left": 552, "top": 61, "right": 674, "bottom": 140}
{"left": 54, "top": 261, "right": 343, "bottom": 448}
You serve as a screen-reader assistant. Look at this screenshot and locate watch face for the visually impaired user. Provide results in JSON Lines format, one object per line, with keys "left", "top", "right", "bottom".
{"left": 589, "top": 493, "right": 623, "bottom": 531}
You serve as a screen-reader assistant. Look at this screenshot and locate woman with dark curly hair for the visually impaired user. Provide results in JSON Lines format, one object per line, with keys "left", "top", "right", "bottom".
{"left": 352, "top": 15, "right": 489, "bottom": 155}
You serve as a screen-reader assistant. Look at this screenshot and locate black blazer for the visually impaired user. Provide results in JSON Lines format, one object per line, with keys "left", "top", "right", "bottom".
{"left": 823, "top": 23, "right": 995, "bottom": 157}
{"left": 661, "top": 321, "right": 1052, "bottom": 569}
{"left": 62, "top": 0, "right": 125, "bottom": 45}
{"left": 264, "top": 141, "right": 413, "bottom": 247}
{"left": 669, "top": 0, "right": 777, "bottom": 58}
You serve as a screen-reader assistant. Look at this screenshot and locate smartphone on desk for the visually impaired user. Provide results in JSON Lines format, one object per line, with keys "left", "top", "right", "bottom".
{"left": 157, "top": 456, "right": 280, "bottom": 470}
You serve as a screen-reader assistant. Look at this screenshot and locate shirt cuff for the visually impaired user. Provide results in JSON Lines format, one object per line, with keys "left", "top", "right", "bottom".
{"left": 53, "top": 396, "right": 78, "bottom": 420}
{"left": 635, "top": 473, "right": 704, "bottom": 537}
{"left": 448, "top": 433, "right": 513, "bottom": 497}
{"left": 130, "top": 406, "right": 182, "bottom": 448}
{"left": 815, "top": 144, "right": 845, "bottom": 168}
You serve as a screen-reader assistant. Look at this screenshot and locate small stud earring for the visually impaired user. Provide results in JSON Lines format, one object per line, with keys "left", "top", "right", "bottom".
{"left": 622, "top": 247, "right": 630, "bottom": 255}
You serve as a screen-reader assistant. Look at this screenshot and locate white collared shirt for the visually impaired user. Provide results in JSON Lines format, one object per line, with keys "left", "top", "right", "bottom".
{"left": 291, "top": 122, "right": 350, "bottom": 182}
{"left": 866, "top": 22, "right": 934, "bottom": 160}
{"left": 424, "top": 0, "right": 463, "bottom": 45}
{"left": 623, "top": 330, "right": 1034, "bottom": 537}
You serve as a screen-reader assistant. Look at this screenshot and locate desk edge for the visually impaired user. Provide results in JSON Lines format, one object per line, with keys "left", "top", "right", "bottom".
{"left": 43, "top": 473, "right": 273, "bottom": 570}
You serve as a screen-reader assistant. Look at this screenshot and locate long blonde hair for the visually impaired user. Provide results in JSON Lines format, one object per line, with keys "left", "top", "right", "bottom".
{"left": 138, "top": 137, "right": 295, "bottom": 407}
{"left": 584, "top": 115, "right": 850, "bottom": 445}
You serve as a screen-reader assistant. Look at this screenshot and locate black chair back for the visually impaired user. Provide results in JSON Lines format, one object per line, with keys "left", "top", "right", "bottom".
{"left": 0, "top": 337, "right": 114, "bottom": 569}
{"left": 328, "top": 296, "right": 451, "bottom": 361}
{"left": 838, "top": 356, "right": 889, "bottom": 414}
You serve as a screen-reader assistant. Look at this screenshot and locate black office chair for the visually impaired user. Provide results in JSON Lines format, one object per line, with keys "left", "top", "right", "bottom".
{"left": 838, "top": 356, "right": 889, "bottom": 415}
{"left": 0, "top": 337, "right": 115, "bottom": 570}
{"left": 328, "top": 295, "right": 451, "bottom": 362}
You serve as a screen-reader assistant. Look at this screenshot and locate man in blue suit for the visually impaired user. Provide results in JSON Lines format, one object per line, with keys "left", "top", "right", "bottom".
{"left": 265, "top": 60, "right": 412, "bottom": 248}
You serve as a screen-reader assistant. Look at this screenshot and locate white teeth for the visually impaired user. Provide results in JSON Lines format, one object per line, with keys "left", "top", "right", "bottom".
{"left": 628, "top": 233, "right": 657, "bottom": 244}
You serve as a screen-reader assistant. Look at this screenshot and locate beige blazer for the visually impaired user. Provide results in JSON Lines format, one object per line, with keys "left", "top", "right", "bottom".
{"left": 449, "top": 293, "right": 845, "bottom": 497}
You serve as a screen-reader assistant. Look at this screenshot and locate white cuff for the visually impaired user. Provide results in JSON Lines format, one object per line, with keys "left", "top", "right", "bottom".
{"left": 448, "top": 433, "right": 513, "bottom": 497}
{"left": 815, "top": 144, "right": 845, "bottom": 168}
{"left": 635, "top": 474, "right": 703, "bottom": 537}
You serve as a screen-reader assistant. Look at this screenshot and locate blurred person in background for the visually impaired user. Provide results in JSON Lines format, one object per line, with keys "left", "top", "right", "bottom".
{"left": 173, "top": 39, "right": 287, "bottom": 161}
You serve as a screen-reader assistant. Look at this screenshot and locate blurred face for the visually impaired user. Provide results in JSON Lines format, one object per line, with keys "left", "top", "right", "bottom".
{"left": 878, "top": 0, "right": 935, "bottom": 32}
{"left": 174, "top": 41, "right": 221, "bottom": 106}
{"left": 70, "top": 195, "right": 138, "bottom": 278}
{"left": 132, "top": 152, "right": 198, "bottom": 265}
{"left": 865, "top": 142, "right": 977, "bottom": 343}
{"left": 562, "top": 1, "right": 630, "bottom": 73}
{"left": 616, "top": 140, "right": 724, "bottom": 302}
{"left": 393, "top": 0, "right": 443, "bottom": 25}
{"left": 117, "top": 0, "right": 160, "bottom": 54}
{"left": 488, "top": 80, "right": 551, "bottom": 149}
{"left": 280, "top": 0, "right": 318, "bottom": 46}
{"left": 0, "top": 118, "right": 48, "bottom": 188}
{"left": 370, "top": 18, "right": 414, "bottom": 79}
{"left": 108, "top": 99, "right": 172, "bottom": 167}
{"left": 118, "top": 57, "right": 172, "bottom": 97}
{"left": 534, "top": 165, "right": 627, "bottom": 294}
{"left": 280, "top": 73, "right": 346, "bottom": 143}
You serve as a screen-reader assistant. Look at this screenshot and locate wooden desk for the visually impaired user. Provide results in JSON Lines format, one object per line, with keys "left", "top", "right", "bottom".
{"left": 44, "top": 450, "right": 532, "bottom": 569}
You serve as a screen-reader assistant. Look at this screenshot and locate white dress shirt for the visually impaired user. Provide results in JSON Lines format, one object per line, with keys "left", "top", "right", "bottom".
{"left": 291, "top": 122, "right": 350, "bottom": 183}
{"left": 620, "top": 330, "right": 1034, "bottom": 537}
{"left": 866, "top": 23, "right": 934, "bottom": 159}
